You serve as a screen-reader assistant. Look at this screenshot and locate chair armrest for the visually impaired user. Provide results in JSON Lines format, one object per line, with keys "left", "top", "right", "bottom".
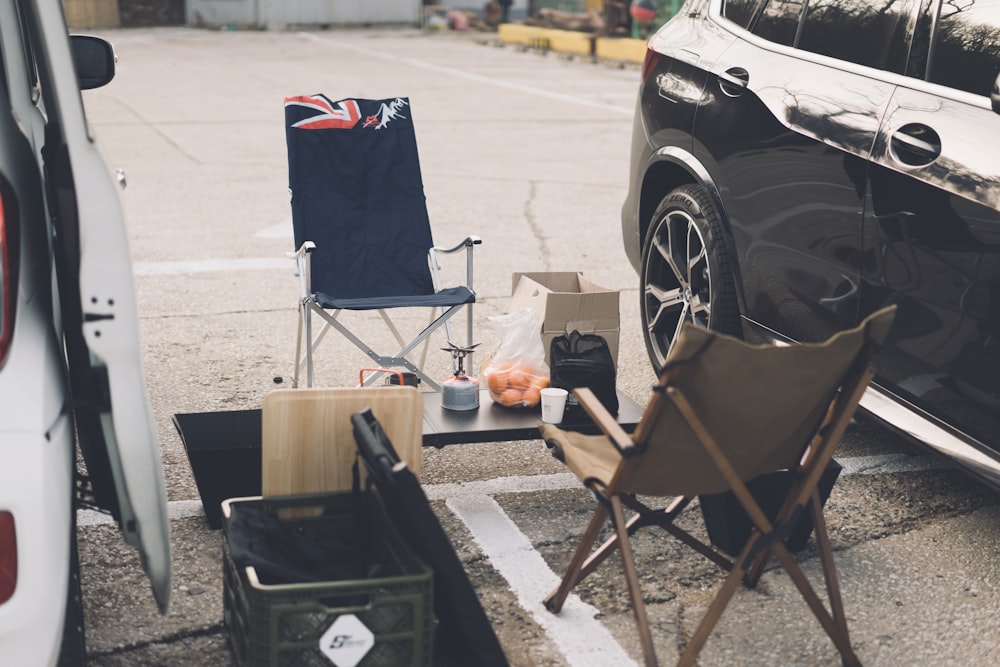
{"left": 431, "top": 236, "right": 481, "bottom": 254}
{"left": 285, "top": 241, "right": 316, "bottom": 299}
{"left": 573, "top": 387, "right": 639, "bottom": 457}
{"left": 428, "top": 237, "right": 481, "bottom": 292}
{"left": 284, "top": 240, "right": 316, "bottom": 260}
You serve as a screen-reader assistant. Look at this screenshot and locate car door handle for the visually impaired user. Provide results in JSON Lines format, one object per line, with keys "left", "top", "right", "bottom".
{"left": 718, "top": 67, "right": 749, "bottom": 97}
{"left": 890, "top": 124, "right": 941, "bottom": 166}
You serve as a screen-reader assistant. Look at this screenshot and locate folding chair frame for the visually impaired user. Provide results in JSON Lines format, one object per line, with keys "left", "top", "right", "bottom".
{"left": 289, "top": 236, "right": 480, "bottom": 390}
{"left": 543, "top": 345, "right": 877, "bottom": 667}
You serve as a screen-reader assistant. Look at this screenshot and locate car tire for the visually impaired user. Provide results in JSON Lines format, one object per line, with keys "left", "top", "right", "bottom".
{"left": 57, "top": 509, "right": 86, "bottom": 667}
{"left": 639, "top": 184, "right": 740, "bottom": 370}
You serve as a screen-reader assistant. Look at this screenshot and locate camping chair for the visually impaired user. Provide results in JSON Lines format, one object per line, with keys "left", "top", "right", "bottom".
{"left": 284, "top": 95, "right": 480, "bottom": 390}
{"left": 539, "top": 306, "right": 897, "bottom": 667}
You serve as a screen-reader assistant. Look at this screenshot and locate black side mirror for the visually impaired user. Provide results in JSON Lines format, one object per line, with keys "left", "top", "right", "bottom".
{"left": 992, "top": 72, "right": 1000, "bottom": 114}
{"left": 70, "top": 35, "right": 116, "bottom": 90}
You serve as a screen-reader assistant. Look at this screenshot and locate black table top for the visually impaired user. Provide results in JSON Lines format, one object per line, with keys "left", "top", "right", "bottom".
{"left": 421, "top": 389, "right": 644, "bottom": 447}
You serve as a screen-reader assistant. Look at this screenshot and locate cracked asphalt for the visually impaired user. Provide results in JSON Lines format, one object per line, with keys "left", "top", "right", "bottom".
{"left": 74, "top": 26, "right": 1000, "bottom": 666}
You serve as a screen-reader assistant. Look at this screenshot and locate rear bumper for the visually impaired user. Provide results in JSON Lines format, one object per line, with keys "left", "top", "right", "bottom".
{"left": 0, "top": 416, "right": 74, "bottom": 667}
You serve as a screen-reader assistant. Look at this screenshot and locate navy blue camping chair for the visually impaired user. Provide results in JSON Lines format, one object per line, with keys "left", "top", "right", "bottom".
{"left": 284, "top": 95, "right": 480, "bottom": 389}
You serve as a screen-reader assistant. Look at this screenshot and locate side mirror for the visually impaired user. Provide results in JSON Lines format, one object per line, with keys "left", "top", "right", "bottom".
{"left": 992, "top": 72, "right": 1000, "bottom": 114}
{"left": 70, "top": 35, "right": 116, "bottom": 90}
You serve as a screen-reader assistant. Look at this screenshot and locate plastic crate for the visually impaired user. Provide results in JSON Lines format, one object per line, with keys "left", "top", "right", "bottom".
{"left": 222, "top": 492, "right": 433, "bottom": 667}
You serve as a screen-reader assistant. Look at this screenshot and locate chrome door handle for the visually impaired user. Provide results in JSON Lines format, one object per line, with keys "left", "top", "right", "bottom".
{"left": 718, "top": 67, "right": 749, "bottom": 96}
{"left": 890, "top": 124, "right": 941, "bottom": 166}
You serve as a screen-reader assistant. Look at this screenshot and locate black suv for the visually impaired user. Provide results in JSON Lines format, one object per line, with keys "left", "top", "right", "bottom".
{"left": 622, "top": 0, "right": 1000, "bottom": 487}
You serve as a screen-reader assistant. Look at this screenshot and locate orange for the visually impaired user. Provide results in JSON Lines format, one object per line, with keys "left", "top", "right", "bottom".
{"left": 486, "top": 370, "right": 509, "bottom": 394}
{"left": 498, "top": 387, "right": 524, "bottom": 407}
{"left": 508, "top": 368, "right": 531, "bottom": 388}
{"left": 522, "top": 385, "right": 541, "bottom": 407}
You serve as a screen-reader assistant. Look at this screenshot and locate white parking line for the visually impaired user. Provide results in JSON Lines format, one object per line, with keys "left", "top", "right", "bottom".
{"left": 77, "top": 452, "right": 947, "bottom": 527}
{"left": 446, "top": 494, "right": 638, "bottom": 666}
{"left": 75, "top": 451, "right": 948, "bottom": 665}
{"left": 133, "top": 257, "right": 290, "bottom": 276}
{"left": 298, "top": 32, "right": 635, "bottom": 117}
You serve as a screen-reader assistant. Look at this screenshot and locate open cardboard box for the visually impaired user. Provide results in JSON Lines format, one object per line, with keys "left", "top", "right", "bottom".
{"left": 510, "top": 272, "right": 620, "bottom": 367}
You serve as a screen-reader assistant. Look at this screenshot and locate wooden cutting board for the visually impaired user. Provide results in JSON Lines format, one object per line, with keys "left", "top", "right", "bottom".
{"left": 261, "top": 387, "right": 423, "bottom": 497}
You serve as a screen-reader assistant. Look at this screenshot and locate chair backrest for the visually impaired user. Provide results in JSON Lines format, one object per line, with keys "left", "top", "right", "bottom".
{"left": 284, "top": 95, "right": 436, "bottom": 300}
{"left": 621, "top": 307, "right": 896, "bottom": 497}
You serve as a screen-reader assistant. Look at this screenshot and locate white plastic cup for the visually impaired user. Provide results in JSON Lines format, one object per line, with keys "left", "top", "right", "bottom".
{"left": 540, "top": 387, "right": 569, "bottom": 424}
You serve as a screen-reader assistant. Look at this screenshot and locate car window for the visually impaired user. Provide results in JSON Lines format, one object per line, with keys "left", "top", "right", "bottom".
{"left": 751, "top": 0, "right": 806, "bottom": 46}
{"left": 723, "top": 0, "right": 761, "bottom": 28}
{"left": 796, "top": 0, "right": 916, "bottom": 72}
{"left": 904, "top": 0, "right": 936, "bottom": 78}
{"left": 927, "top": 0, "right": 1000, "bottom": 96}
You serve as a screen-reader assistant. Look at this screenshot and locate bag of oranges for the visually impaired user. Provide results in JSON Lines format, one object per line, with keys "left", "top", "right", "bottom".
{"left": 481, "top": 307, "right": 550, "bottom": 408}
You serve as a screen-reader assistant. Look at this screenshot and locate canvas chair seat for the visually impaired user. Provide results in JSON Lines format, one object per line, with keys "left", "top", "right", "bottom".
{"left": 314, "top": 284, "right": 475, "bottom": 311}
{"left": 540, "top": 306, "right": 897, "bottom": 667}
{"left": 542, "top": 318, "right": 876, "bottom": 498}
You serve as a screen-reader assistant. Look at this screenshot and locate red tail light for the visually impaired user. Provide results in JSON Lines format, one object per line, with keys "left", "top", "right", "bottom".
{"left": 0, "top": 511, "right": 15, "bottom": 605}
{"left": 641, "top": 48, "right": 659, "bottom": 83}
{"left": 0, "top": 175, "right": 18, "bottom": 370}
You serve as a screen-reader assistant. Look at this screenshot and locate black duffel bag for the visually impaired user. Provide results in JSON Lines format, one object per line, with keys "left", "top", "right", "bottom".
{"left": 549, "top": 330, "right": 618, "bottom": 417}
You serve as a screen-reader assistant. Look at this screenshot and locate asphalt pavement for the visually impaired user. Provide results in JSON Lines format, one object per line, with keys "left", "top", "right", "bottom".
{"left": 75, "top": 26, "right": 1000, "bottom": 666}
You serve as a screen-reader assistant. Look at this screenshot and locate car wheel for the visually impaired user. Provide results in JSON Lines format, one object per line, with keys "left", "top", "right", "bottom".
{"left": 57, "top": 509, "right": 86, "bottom": 667}
{"left": 640, "top": 184, "right": 740, "bottom": 370}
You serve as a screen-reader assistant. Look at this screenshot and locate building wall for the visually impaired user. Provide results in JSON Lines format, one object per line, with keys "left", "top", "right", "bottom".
{"left": 63, "top": 0, "right": 122, "bottom": 28}
{"left": 187, "top": 0, "right": 422, "bottom": 29}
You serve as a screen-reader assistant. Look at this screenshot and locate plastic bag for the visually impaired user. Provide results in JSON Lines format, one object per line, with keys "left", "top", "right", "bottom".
{"left": 481, "top": 307, "right": 550, "bottom": 407}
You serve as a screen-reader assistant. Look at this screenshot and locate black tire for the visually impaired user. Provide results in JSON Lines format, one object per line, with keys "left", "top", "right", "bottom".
{"left": 57, "top": 507, "right": 86, "bottom": 667}
{"left": 639, "top": 184, "right": 741, "bottom": 371}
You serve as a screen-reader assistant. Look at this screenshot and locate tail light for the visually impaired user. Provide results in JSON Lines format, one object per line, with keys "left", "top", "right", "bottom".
{"left": 0, "top": 174, "right": 18, "bottom": 370}
{"left": 641, "top": 48, "right": 659, "bottom": 83}
{"left": 0, "top": 511, "right": 15, "bottom": 605}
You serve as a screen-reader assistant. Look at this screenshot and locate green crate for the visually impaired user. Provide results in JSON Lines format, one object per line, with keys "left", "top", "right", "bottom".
{"left": 222, "top": 492, "right": 434, "bottom": 667}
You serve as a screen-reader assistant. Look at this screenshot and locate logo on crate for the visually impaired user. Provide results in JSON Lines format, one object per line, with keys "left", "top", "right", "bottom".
{"left": 319, "top": 614, "right": 375, "bottom": 667}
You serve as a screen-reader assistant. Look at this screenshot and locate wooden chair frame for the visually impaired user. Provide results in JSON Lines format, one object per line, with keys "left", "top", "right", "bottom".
{"left": 542, "top": 324, "right": 886, "bottom": 667}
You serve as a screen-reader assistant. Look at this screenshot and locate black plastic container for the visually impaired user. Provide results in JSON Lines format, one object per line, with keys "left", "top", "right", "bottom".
{"left": 698, "top": 459, "right": 842, "bottom": 557}
{"left": 173, "top": 410, "right": 263, "bottom": 529}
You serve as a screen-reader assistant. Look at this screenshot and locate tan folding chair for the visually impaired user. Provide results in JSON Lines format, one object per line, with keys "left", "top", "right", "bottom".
{"left": 539, "top": 306, "right": 897, "bottom": 667}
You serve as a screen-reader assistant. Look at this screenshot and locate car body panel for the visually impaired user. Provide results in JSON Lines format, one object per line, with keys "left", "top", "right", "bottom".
{"left": 862, "top": 83, "right": 1000, "bottom": 457}
{"left": 624, "top": 0, "right": 1000, "bottom": 489}
{"left": 697, "top": 30, "right": 895, "bottom": 341}
{"left": 25, "top": 0, "right": 172, "bottom": 611}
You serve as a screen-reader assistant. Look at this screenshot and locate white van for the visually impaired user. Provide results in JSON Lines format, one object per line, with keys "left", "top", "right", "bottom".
{"left": 0, "top": 2, "right": 171, "bottom": 664}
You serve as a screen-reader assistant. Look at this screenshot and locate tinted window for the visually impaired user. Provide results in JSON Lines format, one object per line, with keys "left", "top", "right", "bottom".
{"left": 797, "top": 0, "right": 915, "bottom": 71}
{"left": 928, "top": 0, "right": 1000, "bottom": 96}
{"left": 753, "top": 0, "right": 806, "bottom": 45}
{"left": 905, "top": 0, "right": 936, "bottom": 78}
{"left": 724, "top": 0, "right": 760, "bottom": 27}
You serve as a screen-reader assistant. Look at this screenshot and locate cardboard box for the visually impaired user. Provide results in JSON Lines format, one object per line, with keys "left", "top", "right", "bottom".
{"left": 510, "top": 272, "right": 620, "bottom": 367}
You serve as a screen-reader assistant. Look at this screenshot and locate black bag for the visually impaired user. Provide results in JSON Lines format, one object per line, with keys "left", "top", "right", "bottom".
{"left": 550, "top": 331, "right": 618, "bottom": 417}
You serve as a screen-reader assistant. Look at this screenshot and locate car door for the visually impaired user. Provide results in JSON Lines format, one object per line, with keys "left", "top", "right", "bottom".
{"left": 25, "top": 0, "right": 171, "bottom": 610}
{"left": 861, "top": 0, "right": 1000, "bottom": 456}
{"left": 700, "top": 0, "right": 915, "bottom": 343}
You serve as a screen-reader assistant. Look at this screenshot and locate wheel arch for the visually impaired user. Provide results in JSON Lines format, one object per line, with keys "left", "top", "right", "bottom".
{"left": 638, "top": 147, "right": 748, "bottom": 316}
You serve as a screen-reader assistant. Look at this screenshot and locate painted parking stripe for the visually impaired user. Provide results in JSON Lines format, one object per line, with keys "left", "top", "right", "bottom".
{"left": 76, "top": 453, "right": 949, "bottom": 527}
{"left": 133, "top": 257, "right": 290, "bottom": 276}
{"left": 447, "top": 494, "right": 638, "bottom": 666}
{"left": 75, "top": 452, "right": 948, "bottom": 665}
{"left": 299, "top": 32, "right": 635, "bottom": 118}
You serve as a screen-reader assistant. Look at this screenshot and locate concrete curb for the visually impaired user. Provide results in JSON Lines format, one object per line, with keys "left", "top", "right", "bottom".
{"left": 497, "top": 23, "right": 647, "bottom": 63}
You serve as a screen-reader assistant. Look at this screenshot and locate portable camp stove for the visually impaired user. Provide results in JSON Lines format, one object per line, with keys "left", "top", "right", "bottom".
{"left": 440, "top": 342, "right": 480, "bottom": 411}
